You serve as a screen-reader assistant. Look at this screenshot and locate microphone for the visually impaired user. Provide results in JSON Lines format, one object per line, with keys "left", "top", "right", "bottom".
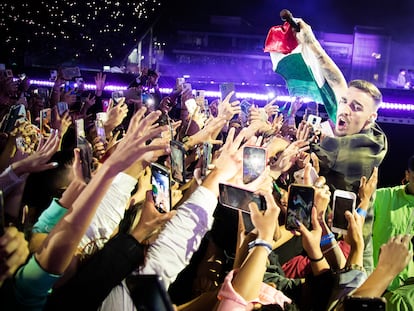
{"left": 280, "top": 9, "right": 300, "bottom": 32}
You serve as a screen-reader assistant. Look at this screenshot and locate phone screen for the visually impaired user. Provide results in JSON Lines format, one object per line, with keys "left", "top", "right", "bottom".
{"left": 76, "top": 118, "right": 92, "bottom": 183}
{"left": 57, "top": 102, "right": 69, "bottom": 116}
{"left": 286, "top": 184, "right": 314, "bottom": 231}
{"left": 243, "top": 146, "right": 266, "bottom": 184}
{"left": 332, "top": 190, "right": 356, "bottom": 234}
{"left": 151, "top": 163, "right": 171, "bottom": 213}
{"left": 202, "top": 142, "right": 212, "bottom": 177}
{"left": 219, "top": 183, "right": 266, "bottom": 213}
{"left": 170, "top": 140, "right": 186, "bottom": 184}
{"left": 219, "top": 82, "right": 237, "bottom": 103}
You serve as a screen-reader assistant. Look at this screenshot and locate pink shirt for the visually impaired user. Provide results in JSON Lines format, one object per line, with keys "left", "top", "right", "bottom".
{"left": 216, "top": 269, "right": 292, "bottom": 310}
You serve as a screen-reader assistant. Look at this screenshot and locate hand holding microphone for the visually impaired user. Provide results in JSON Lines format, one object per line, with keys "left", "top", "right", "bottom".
{"left": 280, "top": 9, "right": 300, "bottom": 32}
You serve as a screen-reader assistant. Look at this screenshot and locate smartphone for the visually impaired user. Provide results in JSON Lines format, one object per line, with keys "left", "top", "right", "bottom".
{"left": 95, "top": 119, "right": 107, "bottom": 144}
{"left": 39, "top": 108, "right": 52, "bottom": 135}
{"left": 126, "top": 274, "right": 175, "bottom": 311}
{"left": 184, "top": 98, "right": 197, "bottom": 115}
{"left": 151, "top": 163, "right": 171, "bottom": 213}
{"left": 320, "top": 120, "right": 335, "bottom": 138}
{"left": 343, "top": 296, "right": 386, "bottom": 310}
{"left": 62, "top": 66, "right": 81, "bottom": 80}
{"left": 50, "top": 69, "right": 57, "bottom": 81}
{"left": 201, "top": 142, "right": 212, "bottom": 177}
{"left": 176, "top": 77, "right": 185, "bottom": 88}
{"left": 195, "top": 90, "right": 205, "bottom": 107}
{"left": 243, "top": 146, "right": 267, "bottom": 184}
{"left": 0, "top": 104, "right": 27, "bottom": 133}
{"left": 307, "top": 114, "right": 322, "bottom": 129}
{"left": 219, "top": 183, "right": 266, "bottom": 213}
{"left": 293, "top": 167, "right": 319, "bottom": 185}
{"left": 170, "top": 140, "right": 186, "bottom": 184}
{"left": 111, "top": 91, "right": 124, "bottom": 105}
{"left": 57, "top": 102, "right": 69, "bottom": 116}
{"left": 64, "top": 81, "right": 77, "bottom": 94}
{"left": 331, "top": 189, "right": 357, "bottom": 235}
{"left": 75, "top": 118, "right": 93, "bottom": 183}
{"left": 286, "top": 184, "right": 315, "bottom": 231}
{"left": 0, "top": 190, "right": 5, "bottom": 236}
{"left": 219, "top": 82, "right": 237, "bottom": 103}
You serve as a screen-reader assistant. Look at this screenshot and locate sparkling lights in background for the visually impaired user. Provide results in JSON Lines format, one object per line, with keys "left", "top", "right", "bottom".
{"left": 0, "top": 0, "right": 163, "bottom": 65}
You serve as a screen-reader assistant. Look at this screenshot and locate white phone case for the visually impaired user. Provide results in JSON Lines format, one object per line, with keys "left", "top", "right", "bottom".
{"left": 331, "top": 189, "right": 357, "bottom": 235}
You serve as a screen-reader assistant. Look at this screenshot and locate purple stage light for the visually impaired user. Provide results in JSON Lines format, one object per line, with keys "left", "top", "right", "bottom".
{"left": 28, "top": 79, "right": 414, "bottom": 111}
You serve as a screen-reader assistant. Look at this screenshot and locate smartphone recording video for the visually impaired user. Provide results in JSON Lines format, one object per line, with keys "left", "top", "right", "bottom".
{"left": 170, "top": 140, "right": 186, "bottom": 184}
{"left": 57, "top": 102, "right": 69, "bottom": 116}
{"left": 219, "top": 183, "right": 266, "bottom": 213}
{"left": 75, "top": 118, "right": 93, "bottom": 183}
{"left": 201, "top": 142, "right": 212, "bottom": 177}
{"left": 243, "top": 146, "right": 266, "bottom": 184}
{"left": 219, "top": 82, "right": 238, "bottom": 103}
{"left": 331, "top": 189, "right": 357, "bottom": 235}
{"left": 151, "top": 163, "right": 171, "bottom": 213}
{"left": 286, "top": 184, "right": 314, "bottom": 231}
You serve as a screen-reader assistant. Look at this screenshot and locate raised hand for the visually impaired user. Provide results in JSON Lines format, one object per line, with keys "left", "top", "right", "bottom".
{"left": 94, "top": 72, "right": 106, "bottom": 97}
{"left": 217, "top": 91, "right": 241, "bottom": 121}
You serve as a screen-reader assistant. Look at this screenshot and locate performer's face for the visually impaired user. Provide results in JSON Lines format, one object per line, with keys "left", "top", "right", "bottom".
{"left": 335, "top": 86, "right": 377, "bottom": 136}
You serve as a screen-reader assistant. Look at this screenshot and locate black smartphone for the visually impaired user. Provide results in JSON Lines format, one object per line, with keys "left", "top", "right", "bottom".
{"left": 170, "top": 140, "right": 186, "bottom": 184}
{"left": 343, "top": 296, "right": 386, "bottom": 310}
{"left": 151, "top": 163, "right": 171, "bottom": 213}
{"left": 0, "top": 104, "right": 27, "bottom": 133}
{"left": 75, "top": 118, "right": 93, "bottom": 183}
{"left": 201, "top": 142, "right": 212, "bottom": 177}
{"left": 242, "top": 145, "right": 267, "bottom": 184}
{"left": 219, "top": 82, "right": 238, "bottom": 103}
{"left": 0, "top": 190, "right": 5, "bottom": 236}
{"left": 331, "top": 189, "right": 357, "bottom": 235}
{"left": 219, "top": 183, "right": 266, "bottom": 213}
{"left": 126, "top": 274, "right": 175, "bottom": 311}
{"left": 285, "top": 184, "right": 314, "bottom": 231}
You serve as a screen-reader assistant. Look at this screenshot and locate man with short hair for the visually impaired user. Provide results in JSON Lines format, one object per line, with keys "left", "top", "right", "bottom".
{"left": 265, "top": 18, "right": 388, "bottom": 274}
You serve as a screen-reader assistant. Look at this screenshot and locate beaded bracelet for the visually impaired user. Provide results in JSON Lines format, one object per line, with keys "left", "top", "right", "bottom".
{"left": 356, "top": 207, "right": 367, "bottom": 218}
{"left": 248, "top": 239, "right": 273, "bottom": 255}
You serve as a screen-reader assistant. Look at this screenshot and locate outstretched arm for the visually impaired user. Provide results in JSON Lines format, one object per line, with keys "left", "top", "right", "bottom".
{"left": 295, "top": 18, "right": 348, "bottom": 103}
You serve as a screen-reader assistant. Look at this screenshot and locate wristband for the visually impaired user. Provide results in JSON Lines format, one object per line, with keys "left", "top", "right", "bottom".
{"left": 308, "top": 254, "right": 324, "bottom": 262}
{"left": 320, "top": 233, "right": 335, "bottom": 247}
{"left": 248, "top": 239, "right": 273, "bottom": 255}
{"left": 356, "top": 207, "right": 367, "bottom": 218}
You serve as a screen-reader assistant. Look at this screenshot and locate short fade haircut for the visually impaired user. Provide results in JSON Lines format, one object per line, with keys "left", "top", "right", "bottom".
{"left": 349, "top": 80, "right": 382, "bottom": 108}
{"left": 408, "top": 154, "right": 414, "bottom": 172}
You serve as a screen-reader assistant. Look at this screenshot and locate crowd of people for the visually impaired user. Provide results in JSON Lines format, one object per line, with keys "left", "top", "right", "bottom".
{"left": 0, "top": 17, "right": 413, "bottom": 311}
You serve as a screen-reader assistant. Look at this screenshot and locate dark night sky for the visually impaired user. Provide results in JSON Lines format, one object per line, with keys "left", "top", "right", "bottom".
{"left": 2, "top": 0, "right": 414, "bottom": 67}
{"left": 161, "top": 0, "right": 414, "bottom": 41}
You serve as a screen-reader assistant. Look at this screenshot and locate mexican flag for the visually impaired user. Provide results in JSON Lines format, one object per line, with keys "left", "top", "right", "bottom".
{"left": 264, "top": 22, "right": 337, "bottom": 121}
